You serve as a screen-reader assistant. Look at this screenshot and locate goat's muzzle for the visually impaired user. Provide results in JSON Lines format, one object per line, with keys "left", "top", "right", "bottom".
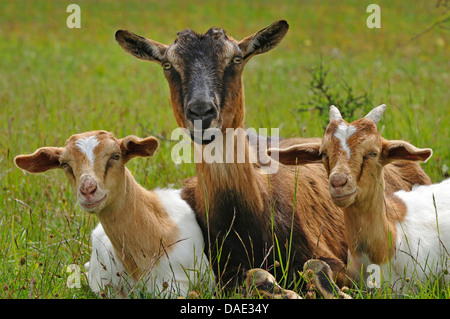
{"left": 186, "top": 98, "right": 218, "bottom": 130}
{"left": 185, "top": 98, "right": 220, "bottom": 145}
{"left": 78, "top": 175, "right": 107, "bottom": 212}
{"left": 329, "top": 173, "right": 357, "bottom": 207}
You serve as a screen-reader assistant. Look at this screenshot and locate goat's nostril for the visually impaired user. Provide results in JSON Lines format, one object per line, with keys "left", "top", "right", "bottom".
{"left": 330, "top": 174, "right": 348, "bottom": 188}
{"left": 186, "top": 100, "right": 217, "bottom": 121}
{"left": 186, "top": 106, "right": 199, "bottom": 118}
{"left": 203, "top": 107, "right": 216, "bottom": 118}
{"left": 89, "top": 184, "right": 97, "bottom": 195}
{"left": 80, "top": 182, "right": 97, "bottom": 196}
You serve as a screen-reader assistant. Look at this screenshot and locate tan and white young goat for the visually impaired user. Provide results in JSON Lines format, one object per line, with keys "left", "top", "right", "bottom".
{"left": 271, "top": 105, "right": 450, "bottom": 291}
{"left": 15, "top": 131, "right": 214, "bottom": 298}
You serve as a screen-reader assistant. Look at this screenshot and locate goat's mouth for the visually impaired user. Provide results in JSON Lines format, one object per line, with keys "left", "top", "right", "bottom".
{"left": 188, "top": 126, "right": 222, "bottom": 145}
{"left": 189, "top": 131, "right": 216, "bottom": 145}
{"left": 80, "top": 194, "right": 107, "bottom": 211}
{"left": 330, "top": 189, "right": 357, "bottom": 206}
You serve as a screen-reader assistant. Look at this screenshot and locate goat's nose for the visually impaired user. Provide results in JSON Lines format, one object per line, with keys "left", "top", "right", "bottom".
{"left": 186, "top": 99, "right": 217, "bottom": 128}
{"left": 80, "top": 177, "right": 97, "bottom": 197}
{"left": 330, "top": 174, "right": 348, "bottom": 188}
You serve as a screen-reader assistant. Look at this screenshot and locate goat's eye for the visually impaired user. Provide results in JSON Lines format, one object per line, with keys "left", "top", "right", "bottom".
{"left": 232, "top": 56, "right": 242, "bottom": 64}
{"left": 60, "top": 161, "right": 74, "bottom": 177}
{"left": 163, "top": 62, "right": 172, "bottom": 70}
{"left": 365, "top": 151, "right": 378, "bottom": 159}
{"left": 111, "top": 153, "right": 120, "bottom": 160}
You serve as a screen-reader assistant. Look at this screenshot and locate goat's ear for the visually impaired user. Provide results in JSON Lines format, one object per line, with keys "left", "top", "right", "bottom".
{"left": 115, "top": 30, "right": 168, "bottom": 64}
{"left": 380, "top": 139, "right": 433, "bottom": 166}
{"left": 120, "top": 136, "right": 159, "bottom": 162}
{"left": 238, "top": 20, "right": 289, "bottom": 62}
{"left": 14, "top": 147, "right": 63, "bottom": 173}
{"left": 268, "top": 142, "right": 322, "bottom": 165}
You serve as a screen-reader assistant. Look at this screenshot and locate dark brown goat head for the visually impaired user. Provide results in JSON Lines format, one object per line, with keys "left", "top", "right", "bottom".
{"left": 115, "top": 20, "right": 289, "bottom": 144}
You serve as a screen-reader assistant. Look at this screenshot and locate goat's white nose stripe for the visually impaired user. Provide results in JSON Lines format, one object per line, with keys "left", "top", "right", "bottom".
{"left": 334, "top": 122, "right": 357, "bottom": 159}
{"left": 75, "top": 136, "right": 99, "bottom": 165}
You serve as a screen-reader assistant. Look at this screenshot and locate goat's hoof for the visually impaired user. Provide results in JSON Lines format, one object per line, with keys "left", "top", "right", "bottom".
{"left": 303, "top": 259, "right": 352, "bottom": 299}
{"left": 245, "top": 268, "right": 302, "bottom": 299}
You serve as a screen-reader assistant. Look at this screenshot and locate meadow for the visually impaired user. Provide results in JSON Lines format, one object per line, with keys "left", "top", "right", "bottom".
{"left": 0, "top": 0, "right": 448, "bottom": 299}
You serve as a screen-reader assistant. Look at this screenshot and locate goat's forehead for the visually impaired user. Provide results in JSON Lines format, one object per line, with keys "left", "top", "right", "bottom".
{"left": 64, "top": 131, "right": 118, "bottom": 163}
{"left": 66, "top": 131, "right": 114, "bottom": 145}
{"left": 75, "top": 135, "right": 99, "bottom": 156}
{"left": 326, "top": 119, "right": 379, "bottom": 137}
{"left": 167, "top": 28, "right": 238, "bottom": 62}
{"left": 348, "top": 118, "right": 380, "bottom": 137}
{"left": 324, "top": 119, "right": 381, "bottom": 156}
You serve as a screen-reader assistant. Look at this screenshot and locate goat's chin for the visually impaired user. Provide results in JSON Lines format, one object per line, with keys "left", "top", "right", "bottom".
{"left": 332, "top": 199, "right": 353, "bottom": 208}
{"left": 330, "top": 190, "right": 357, "bottom": 208}
{"left": 78, "top": 194, "right": 107, "bottom": 213}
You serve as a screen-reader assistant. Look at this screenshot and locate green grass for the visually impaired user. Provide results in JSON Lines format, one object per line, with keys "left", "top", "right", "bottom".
{"left": 0, "top": 0, "right": 449, "bottom": 299}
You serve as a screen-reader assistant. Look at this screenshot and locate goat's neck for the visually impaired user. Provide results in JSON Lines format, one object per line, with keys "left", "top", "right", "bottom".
{"left": 343, "top": 176, "right": 403, "bottom": 265}
{"left": 193, "top": 127, "right": 266, "bottom": 217}
{"left": 96, "top": 169, "right": 178, "bottom": 280}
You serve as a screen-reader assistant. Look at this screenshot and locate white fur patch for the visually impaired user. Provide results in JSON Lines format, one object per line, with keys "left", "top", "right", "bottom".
{"left": 86, "top": 189, "right": 215, "bottom": 298}
{"left": 75, "top": 136, "right": 99, "bottom": 165}
{"left": 391, "top": 178, "right": 450, "bottom": 288}
{"left": 334, "top": 122, "right": 357, "bottom": 159}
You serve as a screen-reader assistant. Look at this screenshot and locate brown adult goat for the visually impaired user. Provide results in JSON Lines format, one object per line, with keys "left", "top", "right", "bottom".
{"left": 115, "top": 20, "right": 431, "bottom": 297}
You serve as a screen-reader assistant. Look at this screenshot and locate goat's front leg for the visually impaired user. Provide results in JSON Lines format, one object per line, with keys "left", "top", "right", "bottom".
{"left": 303, "top": 259, "right": 352, "bottom": 299}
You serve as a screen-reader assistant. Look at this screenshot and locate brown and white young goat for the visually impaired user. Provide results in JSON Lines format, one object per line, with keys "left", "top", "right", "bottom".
{"left": 271, "top": 105, "right": 450, "bottom": 291}
{"left": 15, "top": 131, "right": 214, "bottom": 298}
{"left": 115, "top": 21, "right": 431, "bottom": 295}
